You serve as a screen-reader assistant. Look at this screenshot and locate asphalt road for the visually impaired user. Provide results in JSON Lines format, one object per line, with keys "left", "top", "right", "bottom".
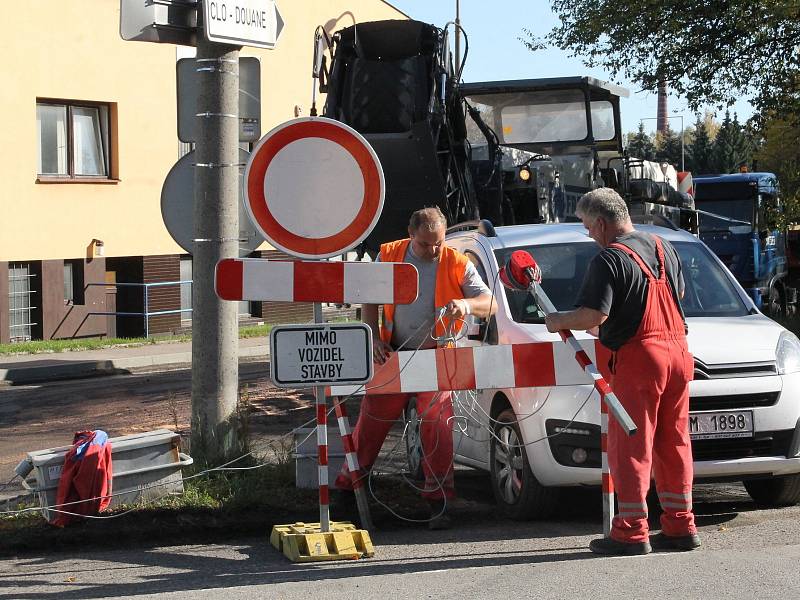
{"left": 3, "top": 367, "right": 800, "bottom": 598}
{"left": 3, "top": 490, "right": 800, "bottom": 599}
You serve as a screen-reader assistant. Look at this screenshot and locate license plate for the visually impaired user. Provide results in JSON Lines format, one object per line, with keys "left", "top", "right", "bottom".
{"left": 689, "top": 410, "right": 754, "bottom": 440}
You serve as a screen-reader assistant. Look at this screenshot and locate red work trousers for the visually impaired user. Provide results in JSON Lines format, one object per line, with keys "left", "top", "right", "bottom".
{"left": 335, "top": 391, "right": 455, "bottom": 500}
{"left": 609, "top": 339, "right": 697, "bottom": 542}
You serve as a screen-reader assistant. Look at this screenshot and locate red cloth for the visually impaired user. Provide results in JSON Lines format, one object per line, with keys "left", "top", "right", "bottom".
{"left": 606, "top": 237, "right": 696, "bottom": 543}
{"left": 51, "top": 430, "right": 113, "bottom": 527}
{"left": 335, "top": 391, "right": 455, "bottom": 500}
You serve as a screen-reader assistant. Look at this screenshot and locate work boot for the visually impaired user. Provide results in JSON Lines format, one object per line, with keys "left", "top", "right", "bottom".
{"left": 589, "top": 537, "right": 652, "bottom": 556}
{"left": 426, "top": 500, "right": 452, "bottom": 531}
{"left": 650, "top": 532, "right": 702, "bottom": 551}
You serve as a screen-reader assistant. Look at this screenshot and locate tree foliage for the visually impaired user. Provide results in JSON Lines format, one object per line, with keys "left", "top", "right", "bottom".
{"left": 655, "top": 126, "right": 683, "bottom": 169}
{"left": 534, "top": 0, "right": 800, "bottom": 115}
{"left": 626, "top": 122, "right": 655, "bottom": 160}
{"left": 711, "top": 111, "right": 753, "bottom": 173}
{"left": 755, "top": 117, "right": 800, "bottom": 225}
{"left": 687, "top": 116, "right": 713, "bottom": 175}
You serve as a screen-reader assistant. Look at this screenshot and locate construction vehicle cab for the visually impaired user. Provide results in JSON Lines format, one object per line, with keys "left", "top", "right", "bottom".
{"left": 461, "top": 77, "right": 695, "bottom": 230}
{"left": 694, "top": 173, "right": 793, "bottom": 316}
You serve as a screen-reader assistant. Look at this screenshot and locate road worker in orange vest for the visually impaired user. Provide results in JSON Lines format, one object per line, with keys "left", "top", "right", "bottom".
{"left": 334, "top": 207, "right": 497, "bottom": 529}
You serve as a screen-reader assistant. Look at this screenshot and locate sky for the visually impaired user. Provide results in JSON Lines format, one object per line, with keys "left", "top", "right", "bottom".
{"left": 387, "top": 0, "right": 754, "bottom": 136}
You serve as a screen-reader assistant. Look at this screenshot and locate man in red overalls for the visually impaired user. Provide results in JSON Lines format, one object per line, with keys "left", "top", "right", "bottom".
{"left": 545, "top": 188, "right": 700, "bottom": 555}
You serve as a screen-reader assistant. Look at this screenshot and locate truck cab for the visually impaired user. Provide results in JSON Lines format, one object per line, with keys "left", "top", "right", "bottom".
{"left": 460, "top": 76, "right": 694, "bottom": 230}
{"left": 694, "top": 173, "right": 791, "bottom": 316}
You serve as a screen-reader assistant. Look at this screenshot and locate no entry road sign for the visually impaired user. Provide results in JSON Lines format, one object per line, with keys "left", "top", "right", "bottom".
{"left": 270, "top": 323, "right": 373, "bottom": 388}
{"left": 243, "top": 117, "right": 385, "bottom": 259}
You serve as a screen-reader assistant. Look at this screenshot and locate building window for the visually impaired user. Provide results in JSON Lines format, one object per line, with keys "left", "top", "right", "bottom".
{"left": 37, "top": 100, "right": 111, "bottom": 179}
{"left": 63, "top": 259, "right": 85, "bottom": 305}
{"left": 9, "top": 263, "right": 37, "bottom": 342}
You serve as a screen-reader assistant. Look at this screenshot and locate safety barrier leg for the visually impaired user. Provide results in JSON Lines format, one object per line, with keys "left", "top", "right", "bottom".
{"left": 333, "top": 396, "right": 374, "bottom": 530}
{"left": 315, "top": 385, "right": 330, "bottom": 532}
{"left": 600, "top": 398, "right": 614, "bottom": 537}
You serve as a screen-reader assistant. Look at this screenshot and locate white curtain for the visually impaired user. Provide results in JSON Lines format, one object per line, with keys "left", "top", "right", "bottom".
{"left": 36, "top": 104, "right": 67, "bottom": 175}
{"left": 72, "top": 106, "right": 107, "bottom": 176}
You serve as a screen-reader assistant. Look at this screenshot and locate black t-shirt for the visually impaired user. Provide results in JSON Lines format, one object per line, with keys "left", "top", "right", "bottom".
{"left": 576, "top": 231, "right": 686, "bottom": 351}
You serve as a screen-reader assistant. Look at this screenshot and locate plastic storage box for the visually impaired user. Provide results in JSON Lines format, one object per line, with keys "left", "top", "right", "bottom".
{"left": 18, "top": 429, "right": 192, "bottom": 521}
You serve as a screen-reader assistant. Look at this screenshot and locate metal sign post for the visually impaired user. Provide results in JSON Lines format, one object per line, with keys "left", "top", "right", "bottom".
{"left": 313, "top": 302, "right": 330, "bottom": 532}
{"left": 269, "top": 319, "right": 375, "bottom": 533}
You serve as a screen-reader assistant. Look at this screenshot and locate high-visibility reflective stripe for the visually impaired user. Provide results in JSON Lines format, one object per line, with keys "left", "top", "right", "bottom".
{"left": 659, "top": 491, "right": 692, "bottom": 500}
{"left": 618, "top": 511, "right": 648, "bottom": 519}
{"left": 661, "top": 500, "right": 693, "bottom": 510}
{"left": 618, "top": 501, "right": 648, "bottom": 510}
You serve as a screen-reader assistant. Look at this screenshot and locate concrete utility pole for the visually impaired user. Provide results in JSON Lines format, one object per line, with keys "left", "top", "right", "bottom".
{"left": 191, "top": 11, "right": 242, "bottom": 466}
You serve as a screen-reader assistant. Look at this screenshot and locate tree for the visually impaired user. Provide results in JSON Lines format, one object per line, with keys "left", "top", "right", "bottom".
{"left": 655, "top": 126, "right": 683, "bottom": 169}
{"left": 712, "top": 111, "right": 753, "bottom": 173}
{"left": 687, "top": 115, "right": 714, "bottom": 175}
{"left": 755, "top": 117, "right": 800, "bottom": 226}
{"left": 530, "top": 0, "right": 800, "bottom": 117}
{"left": 626, "top": 123, "right": 655, "bottom": 160}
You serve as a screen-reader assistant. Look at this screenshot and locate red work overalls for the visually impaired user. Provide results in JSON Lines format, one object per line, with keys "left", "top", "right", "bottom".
{"left": 334, "top": 391, "right": 455, "bottom": 500}
{"left": 607, "top": 236, "right": 697, "bottom": 543}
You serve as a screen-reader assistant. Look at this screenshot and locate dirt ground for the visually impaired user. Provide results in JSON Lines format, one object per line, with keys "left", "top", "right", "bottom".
{"left": 0, "top": 361, "right": 380, "bottom": 498}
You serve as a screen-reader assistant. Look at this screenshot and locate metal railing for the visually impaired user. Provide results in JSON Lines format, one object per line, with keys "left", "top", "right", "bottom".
{"left": 88, "top": 280, "right": 193, "bottom": 337}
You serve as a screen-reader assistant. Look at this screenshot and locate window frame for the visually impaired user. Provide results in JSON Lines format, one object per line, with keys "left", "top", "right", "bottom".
{"left": 63, "top": 259, "right": 86, "bottom": 306}
{"left": 36, "top": 98, "right": 117, "bottom": 183}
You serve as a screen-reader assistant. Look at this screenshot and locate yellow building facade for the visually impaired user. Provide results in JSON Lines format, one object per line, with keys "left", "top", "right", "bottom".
{"left": 0, "top": 0, "right": 406, "bottom": 342}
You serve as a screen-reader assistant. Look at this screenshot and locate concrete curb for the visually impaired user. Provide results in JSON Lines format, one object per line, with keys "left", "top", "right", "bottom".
{"left": 0, "top": 345, "right": 269, "bottom": 385}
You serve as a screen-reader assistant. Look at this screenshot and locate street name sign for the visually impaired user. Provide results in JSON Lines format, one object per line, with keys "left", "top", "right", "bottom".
{"left": 270, "top": 323, "right": 373, "bottom": 388}
{"left": 203, "top": 0, "right": 284, "bottom": 49}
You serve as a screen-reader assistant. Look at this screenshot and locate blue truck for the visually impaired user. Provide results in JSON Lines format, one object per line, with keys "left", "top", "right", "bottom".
{"left": 693, "top": 172, "right": 794, "bottom": 317}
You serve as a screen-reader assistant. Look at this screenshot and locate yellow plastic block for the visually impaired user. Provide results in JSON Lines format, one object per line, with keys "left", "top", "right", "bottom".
{"left": 269, "top": 521, "right": 375, "bottom": 562}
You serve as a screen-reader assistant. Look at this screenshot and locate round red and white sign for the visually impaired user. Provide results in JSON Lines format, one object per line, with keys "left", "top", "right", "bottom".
{"left": 243, "top": 117, "right": 385, "bottom": 259}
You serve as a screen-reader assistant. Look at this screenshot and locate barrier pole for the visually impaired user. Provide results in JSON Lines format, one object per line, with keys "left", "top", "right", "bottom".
{"left": 333, "top": 396, "right": 374, "bottom": 530}
{"left": 313, "top": 302, "right": 330, "bottom": 532}
{"left": 600, "top": 398, "right": 614, "bottom": 536}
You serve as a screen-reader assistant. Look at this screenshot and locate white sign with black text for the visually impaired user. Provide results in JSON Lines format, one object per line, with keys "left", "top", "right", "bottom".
{"left": 269, "top": 323, "right": 373, "bottom": 388}
{"left": 203, "top": 0, "right": 284, "bottom": 49}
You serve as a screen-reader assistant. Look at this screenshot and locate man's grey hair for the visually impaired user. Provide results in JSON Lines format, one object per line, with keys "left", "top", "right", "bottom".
{"left": 409, "top": 206, "right": 447, "bottom": 232}
{"left": 576, "top": 188, "right": 631, "bottom": 224}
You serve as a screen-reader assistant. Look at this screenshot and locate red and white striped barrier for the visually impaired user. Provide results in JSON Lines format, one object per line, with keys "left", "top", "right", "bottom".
{"left": 316, "top": 394, "right": 330, "bottom": 531}
{"left": 601, "top": 399, "right": 614, "bottom": 535}
{"left": 333, "top": 397, "right": 374, "bottom": 529}
{"left": 330, "top": 339, "right": 612, "bottom": 396}
{"left": 215, "top": 258, "right": 419, "bottom": 304}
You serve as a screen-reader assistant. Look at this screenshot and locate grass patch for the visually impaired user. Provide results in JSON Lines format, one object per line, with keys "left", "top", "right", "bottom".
{"left": 0, "top": 462, "right": 319, "bottom": 556}
{"left": 0, "top": 457, "right": 441, "bottom": 557}
{"left": 0, "top": 324, "right": 274, "bottom": 356}
{"left": 0, "top": 336, "right": 168, "bottom": 356}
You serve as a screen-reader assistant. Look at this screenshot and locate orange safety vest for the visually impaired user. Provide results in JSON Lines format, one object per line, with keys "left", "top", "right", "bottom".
{"left": 379, "top": 239, "right": 468, "bottom": 347}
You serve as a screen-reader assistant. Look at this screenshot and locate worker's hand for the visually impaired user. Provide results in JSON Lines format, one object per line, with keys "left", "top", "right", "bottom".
{"left": 445, "top": 299, "right": 469, "bottom": 319}
{"left": 372, "top": 338, "right": 393, "bottom": 365}
{"left": 585, "top": 326, "right": 600, "bottom": 337}
{"left": 544, "top": 313, "right": 561, "bottom": 333}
